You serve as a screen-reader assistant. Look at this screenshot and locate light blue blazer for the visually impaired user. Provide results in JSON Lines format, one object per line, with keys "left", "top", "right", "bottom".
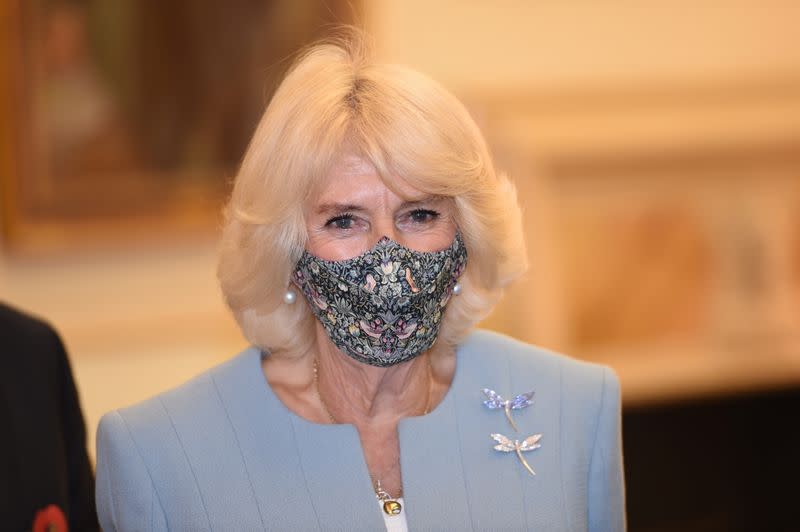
{"left": 96, "top": 330, "right": 625, "bottom": 531}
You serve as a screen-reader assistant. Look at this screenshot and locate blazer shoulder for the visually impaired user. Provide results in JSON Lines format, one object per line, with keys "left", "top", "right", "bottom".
{"left": 460, "top": 330, "right": 625, "bottom": 529}
{"left": 105, "top": 346, "right": 262, "bottom": 440}
{"left": 466, "top": 329, "right": 617, "bottom": 383}
{"left": 464, "top": 329, "right": 620, "bottom": 420}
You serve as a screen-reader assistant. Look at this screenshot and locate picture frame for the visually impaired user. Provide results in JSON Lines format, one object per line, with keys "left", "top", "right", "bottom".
{"left": 1, "top": 0, "right": 352, "bottom": 255}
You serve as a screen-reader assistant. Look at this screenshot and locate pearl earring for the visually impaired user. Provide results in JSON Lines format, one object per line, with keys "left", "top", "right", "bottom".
{"left": 452, "top": 282, "right": 462, "bottom": 295}
{"left": 283, "top": 289, "right": 297, "bottom": 304}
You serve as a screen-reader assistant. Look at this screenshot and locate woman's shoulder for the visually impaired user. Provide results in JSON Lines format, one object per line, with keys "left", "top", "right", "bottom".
{"left": 97, "top": 345, "right": 264, "bottom": 442}
{"left": 457, "top": 329, "right": 620, "bottom": 419}
{"left": 461, "top": 329, "right": 618, "bottom": 386}
{"left": 94, "top": 346, "right": 286, "bottom": 530}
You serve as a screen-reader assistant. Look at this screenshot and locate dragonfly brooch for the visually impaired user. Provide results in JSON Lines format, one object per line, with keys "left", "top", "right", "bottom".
{"left": 491, "top": 433, "right": 542, "bottom": 476}
{"left": 482, "top": 388, "right": 535, "bottom": 431}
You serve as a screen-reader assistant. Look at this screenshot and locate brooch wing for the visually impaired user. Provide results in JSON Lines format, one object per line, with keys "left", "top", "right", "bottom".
{"left": 519, "top": 434, "right": 542, "bottom": 452}
{"left": 482, "top": 388, "right": 507, "bottom": 409}
{"left": 510, "top": 391, "right": 535, "bottom": 410}
{"left": 490, "top": 433, "right": 516, "bottom": 452}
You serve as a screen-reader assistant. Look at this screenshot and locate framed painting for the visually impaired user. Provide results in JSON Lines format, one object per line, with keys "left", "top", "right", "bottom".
{"left": 1, "top": 0, "right": 354, "bottom": 254}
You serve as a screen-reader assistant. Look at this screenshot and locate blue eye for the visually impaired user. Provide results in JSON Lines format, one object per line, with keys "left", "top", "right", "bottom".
{"left": 409, "top": 209, "right": 440, "bottom": 223}
{"left": 325, "top": 214, "right": 355, "bottom": 230}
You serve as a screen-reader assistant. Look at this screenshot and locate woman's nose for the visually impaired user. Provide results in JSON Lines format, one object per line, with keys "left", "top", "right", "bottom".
{"left": 370, "top": 218, "right": 401, "bottom": 246}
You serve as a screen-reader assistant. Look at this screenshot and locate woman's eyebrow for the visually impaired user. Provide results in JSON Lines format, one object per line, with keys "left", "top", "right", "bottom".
{"left": 315, "top": 203, "right": 366, "bottom": 216}
{"left": 400, "top": 196, "right": 446, "bottom": 209}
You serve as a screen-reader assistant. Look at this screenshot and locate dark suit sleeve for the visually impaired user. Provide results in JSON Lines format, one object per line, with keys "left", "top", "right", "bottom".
{"left": 588, "top": 367, "right": 627, "bottom": 532}
{"left": 0, "top": 303, "right": 99, "bottom": 530}
{"left": 53, "top": 329, "right": 100, "bottom": 531}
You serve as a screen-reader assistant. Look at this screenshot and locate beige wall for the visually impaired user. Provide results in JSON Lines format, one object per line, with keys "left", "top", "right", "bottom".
{"left": 366, "top": 1, "right": 800, "bottom": 92}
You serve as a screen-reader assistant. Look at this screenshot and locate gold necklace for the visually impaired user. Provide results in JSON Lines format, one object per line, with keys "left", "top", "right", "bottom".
{"left": 312, "top": 357, "right": 433, "bottom": 515}
{"left": 312, "top": 357, "right": 338, "bottom": 424}
{"left": 374, "top": 479, "right": 403, "bottom": 516}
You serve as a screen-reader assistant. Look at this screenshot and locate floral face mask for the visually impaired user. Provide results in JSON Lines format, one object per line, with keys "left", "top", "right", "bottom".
{"left": 292, "top": 232, "right": 468, "bottom": 367}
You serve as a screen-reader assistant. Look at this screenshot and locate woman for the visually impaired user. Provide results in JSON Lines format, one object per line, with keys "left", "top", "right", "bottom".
{"left": 96, "top": 35, "right": 625, "bottom": 531}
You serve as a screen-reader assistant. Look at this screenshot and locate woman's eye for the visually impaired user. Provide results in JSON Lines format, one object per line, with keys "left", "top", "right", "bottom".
{"left": 409, "top": 209, "right": 440, "bottom": 224}
{"left": 325, "top": 214, "right": 355, "bottom": 230}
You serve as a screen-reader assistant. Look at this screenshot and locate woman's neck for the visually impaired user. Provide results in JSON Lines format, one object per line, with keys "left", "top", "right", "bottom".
{"left": 262, "top": 324, "right": 457, "bottom": 497}
{"left": 261, "top": 323, "right": 456, "bottom": 427}
{"left": 313, "top": 325, "right": 434, "bottom": 427}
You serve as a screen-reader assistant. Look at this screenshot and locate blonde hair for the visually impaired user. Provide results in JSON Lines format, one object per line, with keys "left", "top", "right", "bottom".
{"left": 218, "top": 32, "right": 527, "bottom": 357}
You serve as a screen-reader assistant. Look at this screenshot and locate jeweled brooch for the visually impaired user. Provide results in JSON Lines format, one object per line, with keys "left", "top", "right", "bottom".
{"left": 482, "top": 388, "right": 534, "bottom": 431}
{"left": 490, "top": 433, "right": 542, "bottom": 476}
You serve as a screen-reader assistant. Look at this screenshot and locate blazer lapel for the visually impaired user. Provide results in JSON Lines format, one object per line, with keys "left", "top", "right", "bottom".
{"left": 289, "top": 415, "right": 386, "bottom": 531}
{"left": 400, "top": 334, "right": 565, "bottom": 531}
{"left": 506, "top": 346, "right": 568, "bottom": 531}
{"left": 206, "top": 349, "right": 318, "bottom": 530}
{"left": 215, "top": 349, "right": 384, "bottom": 531}
{"left": 400, "top": 341, "right": 531, "bottom": 531}
{"left": 398, "top": 386, "right": 473, "bottom": 530}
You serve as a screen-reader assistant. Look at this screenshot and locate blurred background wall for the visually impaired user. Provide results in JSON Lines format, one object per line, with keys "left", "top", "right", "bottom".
{"left": 2, "top": 1, "right": 799, "bottom": 530}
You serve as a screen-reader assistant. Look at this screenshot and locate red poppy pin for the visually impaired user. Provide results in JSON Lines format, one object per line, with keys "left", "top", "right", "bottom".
{"left": 32, "top": 504, "right": 68, "bottom": 532}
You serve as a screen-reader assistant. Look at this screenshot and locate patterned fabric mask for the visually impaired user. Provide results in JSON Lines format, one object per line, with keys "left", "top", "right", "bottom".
{"left": 292, "top": 232, "right": 468, "bottom": 367}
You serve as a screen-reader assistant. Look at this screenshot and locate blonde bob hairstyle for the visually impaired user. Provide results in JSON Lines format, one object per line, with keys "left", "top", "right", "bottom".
{"left": 218, "top": 34, "right": 527, "bottom": 357}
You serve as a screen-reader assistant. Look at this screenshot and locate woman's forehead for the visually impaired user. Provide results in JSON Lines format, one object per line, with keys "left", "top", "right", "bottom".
{"left": 310, "top": 154, "right": 432, "bottom": 207}
{"left": 334, "top": 153, "right": 375, "bottom": 176}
